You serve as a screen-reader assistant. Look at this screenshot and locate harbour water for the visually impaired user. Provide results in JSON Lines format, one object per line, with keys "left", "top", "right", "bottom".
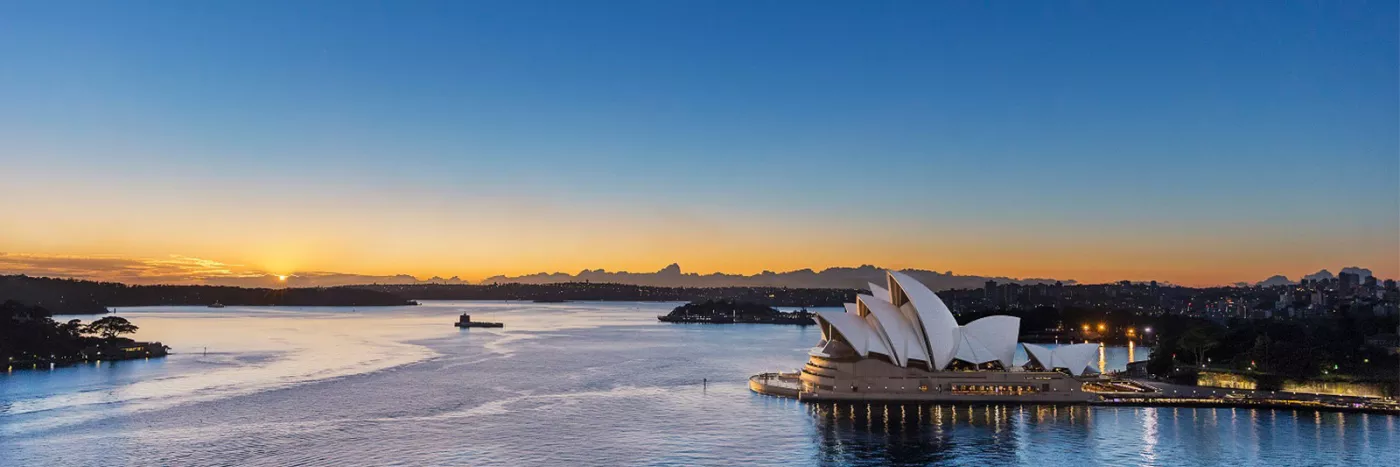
{"left": 1, "top": 301, "right": 1393, "bottom": 466}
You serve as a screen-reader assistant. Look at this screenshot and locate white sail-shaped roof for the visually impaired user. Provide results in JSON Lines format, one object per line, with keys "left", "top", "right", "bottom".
{"left": 815, "top": 310, "right": 878, "bottom": 357}
{"left": 1022, "top": 342, "right": 1099, "bottom": 376}
{"left": 954, "top": 332, "right": 998, "bottom": 364}
{"left": 843, "top": 302, "right": 860, "bottom": 316}
{"left": 962, "top": 316, "right": 1020, "bottom": 368}
{"left": 857, "top": 295, "right": 929, "bottom": 367}
{"left": 815, "top": 271, "right": 1075, "bottom": 375}
{"left": 1022, "top": 343, "right": 1057, "bottom": 371}
{"left": 887, "top": 271, "right": 960, "bottom": 369}
{"left": 867, "top": 282, "right": 890, "bottom": 302}
{"left": 1053, "top": 343, "right": 1100, "bottom": 376}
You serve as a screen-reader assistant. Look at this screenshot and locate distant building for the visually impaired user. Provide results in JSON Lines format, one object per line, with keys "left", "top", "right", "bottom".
{"left": 1365, "top": 333, "right": 1399, "bottom": 354}
{"left": 1338, "top": 272, "right": 1359, "bottom": 294}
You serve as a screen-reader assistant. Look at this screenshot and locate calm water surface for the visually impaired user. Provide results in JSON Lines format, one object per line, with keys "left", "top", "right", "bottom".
{"left": 1, "top": 302, "right": 1393, "bottom": 466}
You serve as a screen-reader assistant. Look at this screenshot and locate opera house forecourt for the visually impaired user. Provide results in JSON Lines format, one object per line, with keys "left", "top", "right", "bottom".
{"left": 751, "top": 271, "right": 1102, "bottom": 403}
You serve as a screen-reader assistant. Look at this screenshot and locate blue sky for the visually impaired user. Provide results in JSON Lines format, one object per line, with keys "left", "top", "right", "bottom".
{"left": 1, "top": 1, "right": 1396, "bottom": 284}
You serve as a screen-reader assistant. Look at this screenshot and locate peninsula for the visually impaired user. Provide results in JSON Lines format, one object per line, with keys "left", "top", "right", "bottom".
{"left": 1, "top": 300, "right": 168, "bottom": 370}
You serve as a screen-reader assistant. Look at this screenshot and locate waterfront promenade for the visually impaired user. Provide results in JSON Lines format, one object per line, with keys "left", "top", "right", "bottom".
{"left": 750, "top": 372, "right": 1400, "bottom": 415}
{"left": 1098, "top": 379, "right": 1400, "bottom": 415}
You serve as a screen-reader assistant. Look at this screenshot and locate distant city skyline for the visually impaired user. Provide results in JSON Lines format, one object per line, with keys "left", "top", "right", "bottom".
{"left": 0, "top": 252, "right": 1389, "bottom": 289}
{"left": 1, "top": 2, "right": 1395, "bottom": 287}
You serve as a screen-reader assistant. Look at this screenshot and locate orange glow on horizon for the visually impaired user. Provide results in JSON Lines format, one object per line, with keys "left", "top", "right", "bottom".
{"left": 1, "top": 187, "right": 1394, "bottom": 287}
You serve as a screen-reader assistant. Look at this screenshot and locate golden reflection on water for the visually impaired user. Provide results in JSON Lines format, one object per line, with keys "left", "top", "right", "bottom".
{"left": 1141, "top": 404, "right": 1158, "bottom": 464}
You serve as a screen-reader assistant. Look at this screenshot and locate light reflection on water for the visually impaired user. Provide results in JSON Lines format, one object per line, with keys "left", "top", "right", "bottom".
{"left": 0, "top": 301, "right": 1393, "bottom": 466}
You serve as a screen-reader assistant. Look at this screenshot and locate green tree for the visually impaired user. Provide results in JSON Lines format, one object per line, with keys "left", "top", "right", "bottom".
{"left": 1145, "top": 339, "right": 1176, "bottom": 376}
{"left": 85, "top": 316, "right": 138, "bottom": 340}
{"left": 1178, "top": 324, "right": 1222, "bottom": 367}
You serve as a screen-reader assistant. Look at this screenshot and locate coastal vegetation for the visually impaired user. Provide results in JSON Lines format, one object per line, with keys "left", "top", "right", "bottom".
{"left": 1144, "top": 314, "right": 1399, "bottom": 393}
{"left": 1, "top": 275, "right": 417, "bottom": 314}
{"left": 658, "top": 299, "right": 814, "bottom": 324}
{"left": 1, "top": 300, "right": 167, "bottom": 368}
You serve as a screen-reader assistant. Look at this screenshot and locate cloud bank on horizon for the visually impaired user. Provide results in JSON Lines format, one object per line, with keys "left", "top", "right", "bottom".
{"left": 0, "top": 252, "right": 1384, "bottom": 290}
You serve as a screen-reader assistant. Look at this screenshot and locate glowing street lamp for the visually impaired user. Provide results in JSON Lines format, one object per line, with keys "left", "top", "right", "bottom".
{"left": 1097, "top": 323, "right": 1106, "bottom": 332}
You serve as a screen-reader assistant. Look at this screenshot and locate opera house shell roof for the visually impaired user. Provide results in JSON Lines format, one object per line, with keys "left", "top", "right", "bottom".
{"left": 813, "top": 271, "right": 1099, "bottom": 376}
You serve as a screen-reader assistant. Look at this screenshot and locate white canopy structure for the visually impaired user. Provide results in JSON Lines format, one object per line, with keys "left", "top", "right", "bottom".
{"left": 887, "top": 271, "right": 961, "bottom": 369}
{"left": 1022, "top": 343, "right": 1100, "bottom": 376}
{"left": 962, "top": 315, "right": 1021, "bottom": 368}
{"left": 857, "top": 295, "right": 929, "bottom": 367}
{"left": 866, "top": 282, "right": 891, "bottom": 302}
{"left": 820, "top": 271, "right": 1028, "bottom": 372}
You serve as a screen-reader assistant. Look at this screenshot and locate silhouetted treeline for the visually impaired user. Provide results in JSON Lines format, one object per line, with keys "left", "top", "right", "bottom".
{"left": 1143, "top": 313, "right": 1400, "bottom": 383}
{"left": 359, "top": 282, "right": 861, "bottom": 306}
{"left": 0, "top": 275, "right": 416, "bottom": 314}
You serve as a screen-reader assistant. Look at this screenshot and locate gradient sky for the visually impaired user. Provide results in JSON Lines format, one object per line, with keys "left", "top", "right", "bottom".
{"left": 1, "top": 1, "right": 1396, "bottom": 286}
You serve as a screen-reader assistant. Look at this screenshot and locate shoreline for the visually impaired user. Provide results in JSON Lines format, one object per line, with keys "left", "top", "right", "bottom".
{"left": 749, "top": 373, "right": 1400, "bottom": 416}
{"left": 6, "top": 341, "right": 169, "bottom": 372}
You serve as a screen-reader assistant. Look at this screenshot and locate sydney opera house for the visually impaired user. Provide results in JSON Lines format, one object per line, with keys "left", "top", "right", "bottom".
{"left": 752, "top": 271, "right": 1101, "bottom": 402}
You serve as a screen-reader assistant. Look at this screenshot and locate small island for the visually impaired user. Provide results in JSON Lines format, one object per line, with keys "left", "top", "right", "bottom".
{"left": 658, "top": 299, "right": 815, "bottom": 325}
{"left": 2, "top": 300, "right": 168, "bottom": 370}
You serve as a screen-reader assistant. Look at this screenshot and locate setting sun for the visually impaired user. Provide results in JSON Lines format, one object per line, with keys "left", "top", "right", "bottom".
{"left": 277, "top": 275, "right": 288, "bottom": 281}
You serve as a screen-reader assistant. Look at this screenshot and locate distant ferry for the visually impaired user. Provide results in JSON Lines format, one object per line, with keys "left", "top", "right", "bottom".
{"left": 208, "top": 302, "right": 225, "bottom": 308}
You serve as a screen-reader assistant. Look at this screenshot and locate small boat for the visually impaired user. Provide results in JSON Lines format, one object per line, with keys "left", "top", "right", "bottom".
{"left": 454, "top": 313, "right": 503, "bottom": 328}
{"left": 208, "top": 302, "right": 225, "bottom": 308}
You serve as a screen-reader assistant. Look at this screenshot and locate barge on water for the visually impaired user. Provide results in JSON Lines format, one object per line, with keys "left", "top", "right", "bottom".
{"left": 454, "top": 313, "right": 503, "bottom": 328}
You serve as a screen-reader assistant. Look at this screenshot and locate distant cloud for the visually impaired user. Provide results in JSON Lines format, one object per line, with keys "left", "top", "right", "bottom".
{"left": 481, "top": 263, "right": 1075, "bottom": 290}
{"left": 1255, "top": 266, "right": 1386, "bottom": 286}
{"left": 1256, "top": 275, "right": 1294, "bottom": 287}
{"left": 0, "top": 253, "right": 457, "bottom": 288}
{"left": 0, "top": 253, "right": 264, "bottom": 284}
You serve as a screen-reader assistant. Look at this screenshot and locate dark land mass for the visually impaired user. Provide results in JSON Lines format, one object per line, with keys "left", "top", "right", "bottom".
{"left": 1, "top": 275, "right": 416, "bottom": 314}
{"left": 2, "top": 300, "right": 168, "bottom": 368}
{"left": 359, "top": 282, "right": 860, "bottom": 307}
{"left": 658, "top": 299, "right": 815, "bottom": 325}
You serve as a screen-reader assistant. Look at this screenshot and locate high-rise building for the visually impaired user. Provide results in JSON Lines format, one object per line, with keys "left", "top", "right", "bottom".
{"left": 1339, "top": 272, "right": 1359, "bottom": 294}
